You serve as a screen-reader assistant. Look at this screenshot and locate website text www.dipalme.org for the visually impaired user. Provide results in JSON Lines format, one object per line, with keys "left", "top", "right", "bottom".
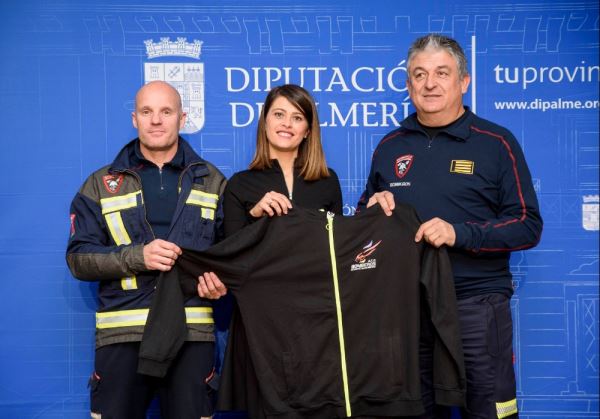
{"left": 494, "top": 98, "right": 599, "bottom": 112}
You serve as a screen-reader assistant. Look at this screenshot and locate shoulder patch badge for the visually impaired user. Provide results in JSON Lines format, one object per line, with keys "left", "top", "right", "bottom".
{"left": 102, "top": 174, "right": 124, "bottom": 194}
{"left": 70, "top": 214, "right": 76, "bottom": 237}
{"left": 395, "top": 154, "right": 414, "bottom": 179}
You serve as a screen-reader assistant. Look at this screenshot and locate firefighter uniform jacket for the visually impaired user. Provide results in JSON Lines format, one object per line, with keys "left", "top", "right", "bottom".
{"left": 358, "top": 107, "right": 543, "bottom": 298}
{"left": 165, "top": 204, "right": 466, "bottom": 418}
{"left": 66, "top": 138, "right": 226, "bottom": 349}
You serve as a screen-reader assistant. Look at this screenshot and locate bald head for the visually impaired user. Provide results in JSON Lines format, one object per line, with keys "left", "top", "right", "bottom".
{"left": 135, "top": 81, "right": 183, "bottom": 114}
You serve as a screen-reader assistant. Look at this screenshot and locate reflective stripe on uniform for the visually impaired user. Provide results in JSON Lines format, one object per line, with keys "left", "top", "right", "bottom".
{"left": 104, "top": 206, "right": 138, "bottom": 290}
{"left": 201, "top": 208, "right": 215, "bottom": 220}
{"left": 96, "top": 307, "right": 214, "bottom": 329}
{"left": 96, "top": 308, "right": 148, "bottom": 328}
{"left": 186, "top": 190, "right": 218, "bottom": 209}
{"left": 102, "top": 195, "right": 138, "bottom": 290}
{"left": 121, "top": 276, "right": 138, "bottom": 290}
{"left": 185, "top": 307, "right": 214, "bottom": 324}
{"left": 100, "top": 191, "right": 141, "bottom": 214}
{"left": 186, "top": 190, "right": 218, "bottom": 220}
{"left": 104, "top": 212, "right": 132, "bottom": 245}
{"left": 496, "top": 398, "right": 517, "bottom": 418}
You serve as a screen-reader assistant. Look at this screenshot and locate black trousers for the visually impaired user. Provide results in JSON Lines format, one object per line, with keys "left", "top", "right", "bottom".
{"left": 89, "top": 341, "right": 215, "bottom": 419}
{"left": 421, "top": 293, "right": 518, "bottom": 419}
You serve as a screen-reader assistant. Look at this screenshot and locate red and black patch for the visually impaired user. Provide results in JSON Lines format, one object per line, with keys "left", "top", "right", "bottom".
{"left": 70, "top": 214, "right": 76, "bottom": 237}
{"left": 102, "top": 174, "right": 124, "bottom": 194}
{"left": 395, "top": 154, "right": 414, "bottom": 179}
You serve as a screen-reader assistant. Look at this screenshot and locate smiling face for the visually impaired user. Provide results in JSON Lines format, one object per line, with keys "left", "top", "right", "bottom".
{"left": 131, "top": 81, "right": 187, "bottom": 159}
{"left": 264, "top": 96, "right": 310, "bottom": 159}
{"left": 406, "top": 48, "right": 470, "bottom": 126}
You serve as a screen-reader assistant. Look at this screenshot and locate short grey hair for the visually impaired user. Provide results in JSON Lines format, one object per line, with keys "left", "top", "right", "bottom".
{"left": 407, "top": 34, "right": 469, "bottom": 79}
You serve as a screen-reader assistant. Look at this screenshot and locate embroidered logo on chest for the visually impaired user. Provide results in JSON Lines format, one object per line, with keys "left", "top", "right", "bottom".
{"left": 102, "top": 174, "right": 124, "bottom": 194}
{"left": 395, "top": 154, "right": 414, "bottom": 179}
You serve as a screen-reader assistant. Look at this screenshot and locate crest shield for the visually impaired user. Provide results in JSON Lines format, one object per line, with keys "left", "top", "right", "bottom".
{"left": 395, "top": 154, "right": 414, "bottom": 179}
{"left": 144, "top": 38, "right": 205, "bottom": 133}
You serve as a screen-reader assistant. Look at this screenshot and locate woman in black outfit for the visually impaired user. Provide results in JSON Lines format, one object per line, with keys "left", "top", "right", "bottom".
{"left": 199, "top": 84, "right": 343, "bottom": 418}
{"left": 223, "top": 83, "right": 343, "bottom": 235}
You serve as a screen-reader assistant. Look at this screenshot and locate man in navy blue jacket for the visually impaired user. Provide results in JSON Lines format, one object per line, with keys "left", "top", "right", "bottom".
{"left": 358, "top": 34, "right": 543, "bottom": 418}
{"left": 67, "top": 81, "right": 225, "bottom": 419}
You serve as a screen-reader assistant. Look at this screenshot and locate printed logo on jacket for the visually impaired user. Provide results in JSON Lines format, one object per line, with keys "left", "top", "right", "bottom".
{"left": 351, "top": 240, "right": 382, "bottom": 271}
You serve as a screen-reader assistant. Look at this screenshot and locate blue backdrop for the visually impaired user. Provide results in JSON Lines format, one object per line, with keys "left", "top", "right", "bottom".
{"left": 0, "top": 0, "right": 598, "bottom": 417}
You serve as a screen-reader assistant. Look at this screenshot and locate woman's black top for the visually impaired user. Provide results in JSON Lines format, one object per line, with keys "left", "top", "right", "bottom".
{"left": 217, "top": 159, "right": 343, "bottom": 417}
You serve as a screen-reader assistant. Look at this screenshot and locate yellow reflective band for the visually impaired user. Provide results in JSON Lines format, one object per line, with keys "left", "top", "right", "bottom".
{"left": 185, "top": 307, "right": 214, "bottom": 323}
{"left": 105, "top": 212, "right": 132, "bottom": 245}
{"left": 96, "top": 308, "right": 149, "bottom": 328}
{"left": 101, "top": 191, "right": 141, "bottom": 214}
{"left": 121, "top": 276, "right": 138, "bottom": 290}
{"left": 326, "top": 212, "right": 351, "bottom": 417}
{"left": 105, "top": 212, "right": 132, "bottom": 246}
{"left": 496, "top": 398, "right": 518, "bottom": 418}
{"left": 96, "top": 307, "right": 214, "bottom": 329}
{"left": 201, "top": 208, "right": 215, "bottom": 220}
{"left": 186, "top": 190, "right": 218, "bottom": 209}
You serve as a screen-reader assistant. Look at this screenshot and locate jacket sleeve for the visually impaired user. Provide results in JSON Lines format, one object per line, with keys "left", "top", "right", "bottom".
{"left": 138, "top": 266, "right": 188, "bottom": 378}
{"left": 223, "top": 175, "right": 254, "bottom": 238}
{"left": 65, "top": 187, "right": 146, "bottom": 281}
{"left": 202, "top": 161, "right": 228, "bottom": 244}
{"left": 452, "top": 132, "right": 543, "bottom": 253}
{"left": 420, "top": 244, "right": 466, "bottom": 406}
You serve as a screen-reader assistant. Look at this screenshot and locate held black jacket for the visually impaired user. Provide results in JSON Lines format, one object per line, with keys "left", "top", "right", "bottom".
{"left": 157, "top": 204, "right": 466, "bottom": 418}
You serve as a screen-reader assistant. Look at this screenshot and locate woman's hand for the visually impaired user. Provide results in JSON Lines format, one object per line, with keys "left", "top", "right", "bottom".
{"left": 249, "top": 191, "right": 293, "bottom": 218}
{"left": 197, "top": 272, "right": 227, "bottom": 299}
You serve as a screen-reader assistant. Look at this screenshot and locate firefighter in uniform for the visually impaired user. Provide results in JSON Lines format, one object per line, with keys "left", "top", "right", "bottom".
{"left": 67, "top": 81, "right": 225, "bottom": 419}
{"left": 360, "top": 34, "right": 543, "bottom": 418}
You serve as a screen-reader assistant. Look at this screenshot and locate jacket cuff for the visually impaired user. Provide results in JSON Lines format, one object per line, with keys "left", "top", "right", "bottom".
{"left": 451, "top": 223, "right": 469, "bottom": 249}
{"left": 435, "top": 387, "right": 466, "bottom": 407}
{"left": 128, "top": 244, "right": 147, "bottom": 273}
{"left": 137, "top": 357, "right": 170, "bottom": 378}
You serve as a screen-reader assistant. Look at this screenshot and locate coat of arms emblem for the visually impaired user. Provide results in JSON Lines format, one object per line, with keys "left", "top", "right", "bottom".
{"left": 144, "top": 37, "right": 205, "bottom": 133}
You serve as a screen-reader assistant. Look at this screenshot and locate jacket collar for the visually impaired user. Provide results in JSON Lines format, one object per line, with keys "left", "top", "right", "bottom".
{"left": 131, "top": 140, "right": 185, "bottom": 169}
{"left": 268, "top": 158, "right": 300, "bottom": 169}
{"left": 109, "top": 137, "right": 204, "bottom": 172}
{"left": 401, "top": 106, "right": 473, "bottom": 142}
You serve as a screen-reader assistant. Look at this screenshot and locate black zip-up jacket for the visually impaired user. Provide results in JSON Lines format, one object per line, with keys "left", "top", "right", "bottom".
{"left": 219, "top": 160, "right": 344, "bottom": 417}
{"left": 153, "top": 204, "right": 466, "bottom": 418}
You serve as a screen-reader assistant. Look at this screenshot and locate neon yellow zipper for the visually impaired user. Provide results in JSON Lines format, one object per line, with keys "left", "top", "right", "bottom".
{"left": 326, "top": 211, "right": 351, "bottom": 416}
